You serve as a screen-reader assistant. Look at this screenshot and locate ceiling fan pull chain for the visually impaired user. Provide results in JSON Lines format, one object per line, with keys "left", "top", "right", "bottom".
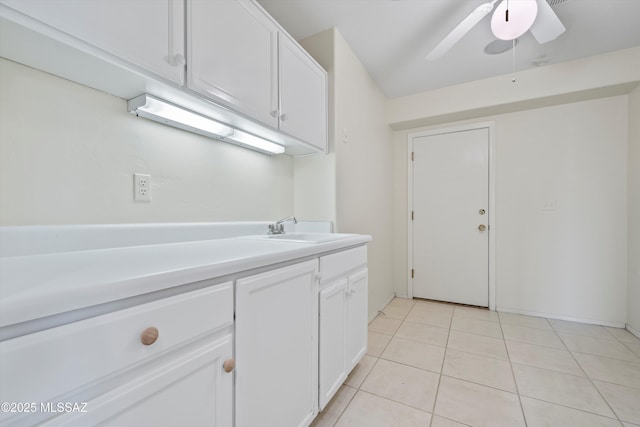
{"left": 512, "top": 38, "right": 517, "bottom": 83}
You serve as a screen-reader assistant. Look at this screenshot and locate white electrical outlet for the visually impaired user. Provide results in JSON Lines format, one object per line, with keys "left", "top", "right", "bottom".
{"left": 134, "top": 173, "right": 151, "bottom": 202}
{"left": 541, "top": 199, "right": 557, "bottom": 211}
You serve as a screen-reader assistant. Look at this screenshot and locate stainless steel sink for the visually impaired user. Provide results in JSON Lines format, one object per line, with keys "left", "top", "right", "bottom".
{"left": 246, "top": 233, "right": 354, "bottom": 244}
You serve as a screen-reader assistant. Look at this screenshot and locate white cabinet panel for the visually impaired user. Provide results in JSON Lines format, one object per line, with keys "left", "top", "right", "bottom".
{"left": 0, "top": 0, "right": 185, "bottom": 85}
{"left": 318, "top": 278, "right": 347, "bottom": 409}
{"left": 346, "top": 269, "right": 368, "bottom": 371}
{"left": 187, "top": 0, "right": 327, "bottom": 152}
{"left": 46, "top": 335, "right": 233, "bottom": 427}
{"left": 279, "top": 34, "right": 328, "bottom": 151}
{"left": 236, "top": 260, "right": 318, "bottom": 427}
{"left": 0, "top": 284, "right": 233, "bottom": 427}
{"left": 320, "top": 246, "right": 368, "bottom": 284}
{"left": 318, "top": 246, "right": 368, "bottom": 410}
{"left": 187, "top": 0, "right": 278, "bottom": 128}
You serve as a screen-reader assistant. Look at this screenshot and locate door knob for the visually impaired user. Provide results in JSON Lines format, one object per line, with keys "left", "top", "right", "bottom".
{"left": 478, "top": 224, "right": 486, "bottom": 231}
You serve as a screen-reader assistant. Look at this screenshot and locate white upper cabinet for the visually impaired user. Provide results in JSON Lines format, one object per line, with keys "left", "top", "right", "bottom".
{"left": 1, "top": 0, "right": 326, "bottom": 154}
{"left": 187, "top": 0, "right": 327, "bottom": 152}
{"left": 0, "top": 0, "right": 186, "bottom": 85}
{"left": 279, "top": 34, "right": 328, "bottom": 151}
{"left": 187, "top": 0, "right": 279, "bottom": 128}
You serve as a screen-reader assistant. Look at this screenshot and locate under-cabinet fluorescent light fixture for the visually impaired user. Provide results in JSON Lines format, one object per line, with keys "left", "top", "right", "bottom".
{"left": 127, "top": 94, "right": 285, "bottom": 155}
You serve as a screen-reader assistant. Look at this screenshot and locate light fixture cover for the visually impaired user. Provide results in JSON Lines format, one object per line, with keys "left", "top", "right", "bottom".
{"left": 491, "top": 0, "right": 538, "bottom": 40}
{"left": 128, "top": 94, "right": 285, "bottom": 155}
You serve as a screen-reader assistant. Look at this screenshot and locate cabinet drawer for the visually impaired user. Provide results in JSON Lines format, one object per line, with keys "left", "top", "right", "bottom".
{"left": 320, "top": 246, "right": 367, "bottom": 284}
{"left": 0, "top": 283, "right": 233, "bottom": 412}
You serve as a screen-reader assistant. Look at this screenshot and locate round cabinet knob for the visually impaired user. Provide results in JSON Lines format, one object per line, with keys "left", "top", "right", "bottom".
{"left": 478, "top": 224, "right": 486, "bottom": 231}
{"left": 223, "top": 359, "right": 236, "bottom": 373}
{"left": 140, "top": 327, "right": 159, "bottom": 346}
{"left": 479, "top": 209, "right": 486, "bottom": 215}
{"left": 270, "top": 110, "right": 279, "bottom": 118}
{"left": 280, "top": 113, "right": 288, "bottom": 122}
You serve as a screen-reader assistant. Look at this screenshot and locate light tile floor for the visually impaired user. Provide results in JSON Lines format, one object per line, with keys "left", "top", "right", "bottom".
{"left": 311, "top": 298, "right": 640, "bottom": 427}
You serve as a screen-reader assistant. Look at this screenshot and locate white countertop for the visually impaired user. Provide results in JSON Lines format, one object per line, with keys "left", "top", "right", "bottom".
{"left": 0, "top": 232, "right": 370, "bottom": 329}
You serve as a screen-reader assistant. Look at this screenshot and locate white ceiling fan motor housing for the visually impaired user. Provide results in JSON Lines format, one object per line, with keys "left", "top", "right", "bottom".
{"left": 491, "top": 0, "right": 539, "bottom": 40}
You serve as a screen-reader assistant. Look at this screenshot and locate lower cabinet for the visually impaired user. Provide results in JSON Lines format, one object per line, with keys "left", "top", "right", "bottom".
{"left": 1, "top": 246, "right": 368, "bottom": 427}
{"left": 318, "top": 247, "right": 368, "bottom": 410}
{"left": 235, "top": 260, "right": 319, "bottom": 427}
{"left": 0, "top": 283, "right": 234, "bottom": 427}
{"left": 318, "top": 278, "right": 348, "bottom": 408}
{"left": 345, "top": 269, "right": 368, "bottom": 371}
{"left": 53, "top": 333, "right": 233, "bottom": 427}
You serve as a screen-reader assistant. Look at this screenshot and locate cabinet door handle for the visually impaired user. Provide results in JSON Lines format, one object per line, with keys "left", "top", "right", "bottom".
{"left": 314, "top": 273, "right": 322, "bottom": 281}
{"left": 280, "top": 113, "right": 288, "bottom": 122}
{"left": 223, "top": 359, "right": 236, "bottom": 373}
{"left": 270, "top": 110, "right": 279, "bottom": 118}
{"left": 140, "top": 327, "right": 159, "bottom": 346}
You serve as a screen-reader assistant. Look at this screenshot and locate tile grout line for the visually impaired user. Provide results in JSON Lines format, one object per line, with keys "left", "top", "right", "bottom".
{"left": 427, "top": 307, "right": 454, "bottom": 427}
{"left": 327, "top": 385, "right": 359, "bottom": 427}
{"left": 499, "top": 313, "right": 530, "bottom": 427}
{"left": 605, "top": 327, "right": 640, "bottom": 362}
{"left": 332, "top": 299, "right": 417, "bottom": 426}
{"left": 348, "top": 300, "right": 638, "bottom": 426}
{"left": 550, "top": 319, "right": 625, "bottom": 424}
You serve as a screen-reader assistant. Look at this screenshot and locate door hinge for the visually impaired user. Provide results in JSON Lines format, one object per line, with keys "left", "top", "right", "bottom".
{"left": 411, "top": 269, "right": 414, "bottom": 279}
{"left": 411, "top": 151, "right": 414, "bottom": 161}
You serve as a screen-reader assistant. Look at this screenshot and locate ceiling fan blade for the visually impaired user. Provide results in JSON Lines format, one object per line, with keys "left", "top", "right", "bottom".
{"left": 426, "top": 0, "right": 498, "bottom": 60}
{"left": 529, "top": 0, "right": 566, "bottom": 44}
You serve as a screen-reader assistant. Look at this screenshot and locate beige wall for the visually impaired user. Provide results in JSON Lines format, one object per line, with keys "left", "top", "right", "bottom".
{"left": 388, "top": 46, "right": 640, "bottom": 130}
{"left": 628, "top": 85, "right": 640, "bottom": 334}
{"left": 333, "top": 30, "right": 395, "bottom": 318}
{"left": 393, "top": 96, "right": 629, "bottom": 325}
{"left": 0, "top": 58, "right": 293, "bottom": 225}
{"left": 295, "top": 29, "right": 337, "bottom": 224}
{"left": 297, "top": 29, "right": 395, "bottom": 319}
{"left": 390, "top": 47, "right": 640, "bottom": 326}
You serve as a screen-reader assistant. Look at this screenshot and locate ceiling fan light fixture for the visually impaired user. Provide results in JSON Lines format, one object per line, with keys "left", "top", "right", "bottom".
{"left": 491, "top": 0, "right": 538, "bottom": 40}
{"left": 485, "top": 38, "right": 518, "bottom": 55}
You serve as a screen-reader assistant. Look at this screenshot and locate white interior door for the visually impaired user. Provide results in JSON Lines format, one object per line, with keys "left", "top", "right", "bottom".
{"left": 412, "top": 128, "right": 489, "bottom": 307}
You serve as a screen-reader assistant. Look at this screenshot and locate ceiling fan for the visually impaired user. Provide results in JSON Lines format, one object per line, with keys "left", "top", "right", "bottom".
{"left": 426, "top": 0, "right": 565, "bottom": 60}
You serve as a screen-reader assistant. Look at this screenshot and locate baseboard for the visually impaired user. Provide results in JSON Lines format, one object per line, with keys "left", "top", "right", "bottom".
{"left": 627, "top": 324, "right": 640, "bottom": 339}
{"left": 368, "top": 293, "right": 396, "bottom": 324}
{"left": 496, "top": 306, "right": 626, "bottom": 328}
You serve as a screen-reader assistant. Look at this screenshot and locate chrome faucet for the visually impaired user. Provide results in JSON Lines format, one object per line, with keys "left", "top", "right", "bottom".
{"left": 268, "top": 216, "right": 297, "bottom": 235}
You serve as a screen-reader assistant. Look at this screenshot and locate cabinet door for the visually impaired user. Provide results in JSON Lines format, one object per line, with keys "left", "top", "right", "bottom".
{"left": 188, "top": 0, "right": 278, "bottom": 128}
{"left": 279, "top": 34, "right": 328, "bottom": 151}
{"left": 318, "top": 278, "right": 348, "bottom": 410}
{"left": 236, "top": 260, "right": 318, "bottom": 427}
{"left": 346, "top": 269, "right": 368, "bottom": 371}
{"left": 0, "top": 0, "right": 185, "bottom": 85}
{"left": 45, "top": 334, "right": 234, "bottom": 427}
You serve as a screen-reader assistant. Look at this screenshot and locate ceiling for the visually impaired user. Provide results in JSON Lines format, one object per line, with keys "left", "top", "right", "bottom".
{"left": 257, "top": 0, "right": 640, "bottom": 99}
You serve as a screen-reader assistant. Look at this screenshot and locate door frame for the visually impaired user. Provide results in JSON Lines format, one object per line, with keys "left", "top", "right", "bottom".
{"left": 407, "top": 122, "right": 496, "bottom": 310}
